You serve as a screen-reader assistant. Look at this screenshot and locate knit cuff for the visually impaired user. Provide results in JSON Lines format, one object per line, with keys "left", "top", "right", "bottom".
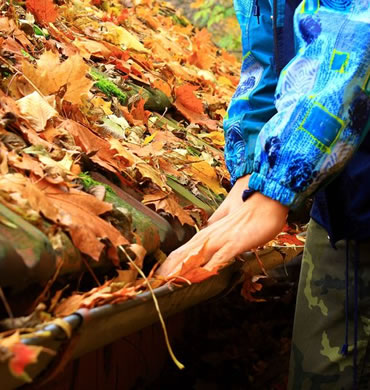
{"left": 231, "top": 159, "right": 254, "bottom": 186}
{"left": 248, "top": 172, "right": 303, "bottom": 207}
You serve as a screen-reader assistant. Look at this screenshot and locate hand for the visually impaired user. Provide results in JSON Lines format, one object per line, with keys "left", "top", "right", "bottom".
{"left": 207, "top": 174, "right": 250, "bottom": 226}
{"left": 157, "top": 192, "right": 289, "bottom": 277}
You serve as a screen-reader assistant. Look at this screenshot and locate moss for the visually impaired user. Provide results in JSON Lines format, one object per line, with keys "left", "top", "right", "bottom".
{"left": 79, "top": 172, "right": 116, "bottom": 198}
{"left": 90, "top": 68, "right": 128, "bottom": 105}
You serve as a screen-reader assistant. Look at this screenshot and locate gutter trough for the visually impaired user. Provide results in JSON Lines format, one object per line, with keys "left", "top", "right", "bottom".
{"left": 0, "top": 245, "right": 302, "bottom": 389}
{"left": 0, "top": 257, "right": 244, "bottom": 389}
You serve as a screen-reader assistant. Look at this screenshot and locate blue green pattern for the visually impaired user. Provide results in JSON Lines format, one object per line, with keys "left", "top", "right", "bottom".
{"left": 225, "top": 0, "right": 370, "bottom": 207}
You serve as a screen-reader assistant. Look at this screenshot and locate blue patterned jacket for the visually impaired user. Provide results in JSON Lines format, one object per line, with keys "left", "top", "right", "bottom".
{"left": 224, "top": 0, "right": 370, "bottom": 240}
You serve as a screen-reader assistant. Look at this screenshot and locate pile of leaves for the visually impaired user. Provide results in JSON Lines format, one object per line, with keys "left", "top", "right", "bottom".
{"left": 0, "top": 0, "right": 305, "bottom": 383}
{"left": 0, "top": 0, "right": 242, "bottom": 380}
{"left": 0, "top": 0, "right": 238, "bottom": 290}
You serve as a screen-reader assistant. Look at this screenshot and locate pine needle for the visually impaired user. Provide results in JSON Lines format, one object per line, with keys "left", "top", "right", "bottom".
{"left": 119, "top": 245, "right": 185, "bottom": 370}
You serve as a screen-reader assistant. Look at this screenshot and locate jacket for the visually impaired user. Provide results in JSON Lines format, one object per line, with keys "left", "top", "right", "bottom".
{"left": 224, "top": 0, "right": 370, "bottom": 241}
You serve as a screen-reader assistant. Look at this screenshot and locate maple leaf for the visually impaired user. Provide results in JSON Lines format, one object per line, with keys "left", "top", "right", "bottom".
{"left": 241, "top": 274, "right": 267, "bottom": 302}
{"left": 174, "top": 85, "right": 219, "bottom": 130}
{"left": 24, "top": 180, "right": 129, "bottom": 261}
{"left": 59, "top": 120, "right": 128, "bottom": 174}
{"left": 130, "top": 98, "right": 151, "bottom": 124}
{"left": 184, "top": 157, "right": 227, "bottom": 196}
{"left": 152, "top": 79, "right": 172, "bottom": 98}
{"left": 143, "top": 190, "right": 195, "bottom": 226}
{"left": 25, "top": 0, "right": 58, "bottom": 25}
{"left": 1, "top": 332, "right": 43, "bottom": 383}
{"left": 16, "top": 92, "right": 57, "bottom": 132}
{"left": 22, "top": 52, "right": 93, "bottom": 104}
{"left": 166, "top": 241, "right": 218, "bottom": 283}
{"left": 175, "top": 84, "right": 203, "bottom": 114}
{"left": 188, "top": 50, "right": 214, "bottom": 70}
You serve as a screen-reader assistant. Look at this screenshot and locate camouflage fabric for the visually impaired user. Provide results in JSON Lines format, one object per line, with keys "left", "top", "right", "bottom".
{"left": 288, "top": 219, "right": 370, "bottom": 389}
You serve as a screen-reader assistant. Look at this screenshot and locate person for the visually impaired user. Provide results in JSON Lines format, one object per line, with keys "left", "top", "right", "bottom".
{"left": 159, "top": 0, "right": 370, "bottom": 388}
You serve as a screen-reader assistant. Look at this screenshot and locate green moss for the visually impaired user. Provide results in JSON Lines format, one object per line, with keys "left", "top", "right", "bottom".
{"left": 79, "top": 172, "right": 116, "bottom": 198}
{"left": 90, "top": 68, "right": 128, "bottom": 105}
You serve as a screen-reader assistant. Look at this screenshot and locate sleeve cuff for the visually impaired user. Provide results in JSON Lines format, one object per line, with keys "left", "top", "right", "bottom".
{"left": 230, "top": 160, "right": 254, "bottom": 185}
{"left": 248, "top": 172, "right": 304, "bottom": 208}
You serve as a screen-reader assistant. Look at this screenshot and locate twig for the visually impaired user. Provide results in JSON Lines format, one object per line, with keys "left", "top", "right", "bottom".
{"left": 0, "top": 287, "right": 14, "bottom": 325}
{"left": 119, "top": 245, "right": 185, "bottom": 370}
{"left": 0, "top": 55, "right": 45, "bottom": 97}
{"left": 81, "top": 256, "right": 101, "bottom": 287}
{"left": 31, "top": 257, "right": 64, "bottom": 312}
{"left": 252, "top": 249, "right": 268, "bottom": 277}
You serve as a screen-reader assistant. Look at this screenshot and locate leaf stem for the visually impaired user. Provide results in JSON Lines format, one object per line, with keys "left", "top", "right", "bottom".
{"left": 119, "top": 245, "right": 185, "bottom": 370}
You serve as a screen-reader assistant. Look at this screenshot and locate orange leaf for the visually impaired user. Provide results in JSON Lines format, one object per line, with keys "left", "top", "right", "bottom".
{"left": 130, "top": 98, "right": 151, "bottom": 124}
{"left": 9, "top": 343, "right": 43, "bottom": 382}
{"left": 170, "top": 241, "right": 218, "bottom": 283}
{"left": 176, "top": 267, "right": 218, "bottom": 283}
{"left": 152, "top": 79, "right": 172, "bottom": 98}
{"left": 178, "top": 240, "right": 209, "bottom": 275}
{"left": 1, "top": 332, "right": 43, "bottom": 383}
{"left": 25, "top": 180, "right": 129, "bottom": 261}
{"left": 175, "top": 84, "right": 203, "bottom": 114}
{"left": 188, "top": 50, "right": 214, "bottom": 70}
{"left": 143, "top": 190, "right": 195, "bottom": 226}
{"left": 174, "top": 85, "right": 219, "bottom": 130}
{"left": 22, "top": 51, "right": 93, "bottom": 104}
{"left": 25, "top": 0, "right": 58, "bottom": 25}
{"left": 59, "top": 120, "right": 128, "bottom": 174}
{"left": 241, "top": 274, "right": 267, "bottom": 302}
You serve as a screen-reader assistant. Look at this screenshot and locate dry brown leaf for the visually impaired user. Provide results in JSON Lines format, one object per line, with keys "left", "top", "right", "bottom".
{"left": 22, "top": 51, "right": 93, "bottom": 104}
{"left": 169, "top": 241, "right": 218, "bottom": 283}
{"left": 173, "top": 85, "right": 220, "bottom": 130}
{"left": 113, "top": 244, "right": 146, "bottom": 284}
{"left": 130, "top": 98, "right": 151, "bottom": 124}
{"left": 143, "top": 190, "right": 195, "bottom": 226}
{"left": 60, "top": 120, "right": 128, "bottom": 173}
{"left": 25, "top": 180, "right": 129, "bottom": 261}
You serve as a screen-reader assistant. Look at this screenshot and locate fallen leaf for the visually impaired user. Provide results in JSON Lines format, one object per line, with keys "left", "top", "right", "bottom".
{"left": 25, "top": 180, "right": 129, "bottom": 261}
{"left": 143, "top": 190, "right": 195, "bottom": 226}
{"left": 198, "top": 131, "right": 225, "bottom": 146}
{"left": 60, "top": 120, "right": 128, "bottom": 173}
{"left": 185, "top": 157, "right": 227, "bottom": 196}
{"left": 174, "top": 85, "right": 218, "bottom": 130}
{"left": 152, "top": 79, "right": 172, "bottom": 98}
{"left": 17, "top": 92, "right": 57, "bottom": 132}
{"left": 169, "top": 241, "right": 218, "bottom": 283}
{"left": 113, "top": 244, "right": 146, "bottom": 283}
{"left": 241, "top": 274, "right": 267, "bottom": 302}
{"left": 175, "top": 84, "right": 203, "bottom": 114}
{"left": 26, "top": 0, "right": 58, "bottom": 24}
{"left": 22, "top": 52, "right": 93, "bottom": 104}
{"left": 130, "top": 98, "right": 151, "bottom": 124}
{"left": 0, "top": 332, "right": 43, "bottom": 383}
{"left": 103, "top": 22, "right": 148, "bottom": 52}
{"left": 91, "top": 96, "right": 113, "bottom": 115}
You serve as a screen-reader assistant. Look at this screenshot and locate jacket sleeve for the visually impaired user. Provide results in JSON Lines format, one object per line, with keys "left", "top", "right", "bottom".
{"left": 223, "top": 0, "right": 278, "bottom": 185}
{"left": 248, "top": 1, "right": 370, "bottom": 207}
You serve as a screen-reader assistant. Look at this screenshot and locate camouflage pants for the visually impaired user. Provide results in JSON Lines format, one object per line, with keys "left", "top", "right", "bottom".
{"left": 288, "top": 219, "right": 370, "bottom": 390}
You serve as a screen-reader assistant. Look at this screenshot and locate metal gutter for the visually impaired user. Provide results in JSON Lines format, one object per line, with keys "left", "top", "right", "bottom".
{"left": 0, "top": 258, "right": 244, "bottom": 389}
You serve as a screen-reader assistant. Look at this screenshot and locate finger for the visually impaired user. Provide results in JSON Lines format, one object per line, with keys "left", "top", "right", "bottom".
{"left": 204, "top": 243, "right": 236, "bottom": 271}
{"left": 207, "top": 207, "right": 227, "bottom": 226}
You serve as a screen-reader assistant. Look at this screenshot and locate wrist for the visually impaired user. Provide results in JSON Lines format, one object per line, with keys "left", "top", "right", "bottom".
{"left": 245, "top": 192, "right": 289, "bottom": 218}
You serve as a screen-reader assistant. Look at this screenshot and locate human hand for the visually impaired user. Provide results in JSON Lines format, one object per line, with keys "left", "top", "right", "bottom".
{"left": 206, "top": 174, "right": 250, "bottom": 226}
{"left": 157, "top": 192, "right": 289, "bottom": 277}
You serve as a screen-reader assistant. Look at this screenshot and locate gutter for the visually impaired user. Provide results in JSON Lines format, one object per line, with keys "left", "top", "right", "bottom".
{"left": 0, "top": 259, "right": 243, "bottom": 389}
{"left": 0, "top": 245, "right": 302, "bottom": 389}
